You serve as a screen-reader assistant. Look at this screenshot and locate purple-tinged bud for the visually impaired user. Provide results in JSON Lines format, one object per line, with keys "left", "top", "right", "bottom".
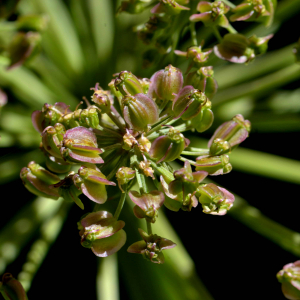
{"left": 114, "top": 71, "right": 144, "bottom": 97}
{"left": 116, "top": 167, "right": 136, "bottom": 191}
{"left": 277, "top": 261, "right": 300, "bottom": 300}
{"left": 161, "top": 161, "right": 207, "bottom": 211}
{"left": 172, "top": 86, "right": 207, "bottom": 120}
{"left": 248, "top": 34, "right": 273, "bottom": 57}
{"left": 122, "top": 131, "right": 137, "bottom": 150}
{"left": 184, "top": 66, "right": 218, "bottom": 99}
{"left": 197, "top": 183, "right": 234, "bottom": 215}
{"left": 139, "top": 160, "right": 155, "bottom": 179}
{"left": 20, "top": 161, "right": 60, "bottom": 200}
{"left": 208, "top": 114, "right": 251, "bottom": 155}
{"left": 0, "top": 273, "right": 28, "bottom": 300}
{"left": 190, "top": 1, "right": 230, "bottom": 28}
{"left": 7, "top": 31, "right": 41, "bottom": 70}
{"left": 151, "top": 0, "right": 190, "bottom": 15}
{"left": 138, "top": 135, "right": 151, "bottom": 153}
{"left": 127, "top": 228, "right": 176, "bottom": 264}
{"left": 129, "top": 190, "right": 165, "bottom": 223}
{"left": 175, "top": 45, "right": 212, "bottom": 68}
{"left": 122, "top": 94, "right": 159, "bottom": 132}
{"left": 32, "top": 102, "right": 71, "bottom": 133}
{"left": 45, "top": 155, "right": 71, "bottom": 174}
{"left": 149, "top": 128, "right": 190, "bottom": 163}
{"left": 41, "top": 123, "right": 66, "bottom": 158}
{"left": 60, "top": 127, "right": 104, "bottom": 164}
{"left": 91, "top": 89, "right": 112, "bottom": 114}
{"left": 148, "top": 65, "right": 183, "bottom": 101}
{"left": 195, "top": 154, "right": 232, "bottom": 175}
{"left": 74, "top": 166, "right": 116, "bottom": 204}
{"left": 230, "top": 0, "right": 276, "bottom": 27}
{"left": 191, "top": 99, "right": 214, "bottom": 133}
{"left": 79, "top": 211, "right": 126, "bottom": 257}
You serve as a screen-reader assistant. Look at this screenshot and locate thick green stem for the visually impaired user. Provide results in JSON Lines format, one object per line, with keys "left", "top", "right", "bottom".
{"left": 150, "top": 161, "right": 174, "bottom": 182}
{"left": 114, "top": 186, "right": 127, "bottom": 220}
{"left": 146, "top": 220, "right": 153, "bottom": 235}
{"left": 212, "top": 26, "right": 222, "bottom": 43}
{"left": 189, "top": 22, "right": 198, "bottom": 46}
{"left": 146, "top": 116, "right": 173, "bottom": 137}
{"left": 181, "top": 148, "right": 210, "bottom": 156}
{"left": 135, "top": 169, "right": 148, "bottom": 194}
{"left": 108, "top": 107, "right": 126, "bottom": 132}
{"left": 178, "top": 156, "right": 197, "bottom": 166}
{"left": 226, "top": 23, "right": 237, "bottom": 34}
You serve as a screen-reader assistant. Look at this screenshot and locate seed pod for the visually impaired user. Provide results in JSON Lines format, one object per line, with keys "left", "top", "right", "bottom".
{"left": 122, "top": 94, "right": 159, "bottom": 132}
{"left": 191, "top": 99, "right": 214, "bottom": 132}
{"left": 195, "top": 154, "right": 232, "bottom": 175}
{"left": 172, "top": 86, "right": 207, "bottom": 120}
{"left": 114, "top": 71, "right": 144, "bottom": 97}
{"left": 149, "top": 128, "right": 190, "bottom": 163}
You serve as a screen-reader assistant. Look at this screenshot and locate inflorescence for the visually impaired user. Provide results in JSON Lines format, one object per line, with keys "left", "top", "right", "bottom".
{"left": 20, "top": 65, "right": 250, "bottom": 264}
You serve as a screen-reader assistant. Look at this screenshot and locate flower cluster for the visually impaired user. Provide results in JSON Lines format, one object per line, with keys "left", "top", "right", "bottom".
{"left": 118, "top": 0, "right": 275, "bottom": 66}
{"left": 21, "top": 64, "right": 250, "bottom": 263}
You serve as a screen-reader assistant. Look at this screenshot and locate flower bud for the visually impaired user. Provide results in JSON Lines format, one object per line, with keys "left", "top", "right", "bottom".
{"left": 114, "top": 71, "right": 144, "bottom": 97}
{"left": 20, "top": 161, "right": 60, "bottom": 199}
{"left": 32, "top": 102, "right": 71, "bottom": 133}
{"left": 190, "top": 99, "right": 214, "bottom": 132}
{"left": 208, "top": 114, "right": 251, "bottom": 155}
{"left": 197, "top": 183, "right": 234, "bottom": 215}
{"left": 148, "top": 65, "right": 183, "bottom": 101}
{"left": 138, "top": 135, "right": 151, "bottom": 153}
{"left": 41, "top": 123, "right": 66, "bottom": 158}
{"left": 151, "top": 0, "right": 190, "bottom": 15}
{"left": 172, "top": 86, "right": 207, "bottom": 120}
{"left": 190, "top": 1, "right": 230, "bottom": 28}
{"left": 149, "top": 128, "right": 190, "bottom": 163}
{"left": 116, "top": 167, "right": 136, "bottom": 190}
{"left": 175, "top": 45, "right": 212, "bottom": 68}
{"left": 230, "top": 0, "right": 276, "bottom": 27}
{"left": 74, "top": 166, "right": 116, "bottom": 204}
{"left": 195, "top": 154, "right": 232, "bottom": 175}
{"left": 60, "top": 127, "right": 104, "bottom": 164}
{"left": 91, "top": 89, "right": 113, "bottom": 114}
{"left": 122, "top": 94, "right": 159, "bottom": 132}
{"left": 127, "top": 228, "right": 176, "bottom": 264}
{"left": 79, "top": 211, "right": 126, "bottom": 257}
{"left": 139, "top": 160, "right": 154, "bottom": 179}
{"left": 0, "top": 273, "right": 28, "bottom": 300}
{"left": 45, "top": 155, "right": 72, "bottom": 174}
{"left": 184, "top": 66, "right": 218, "bottom": 99}
{"left": 17, "top": 14, "right": 48, "bottom": 32}
{"left": 277, "top": 261, "right": 300, "bottom": 300}
{"left": 129, "top": 190, "right": 165, "bottom": 223}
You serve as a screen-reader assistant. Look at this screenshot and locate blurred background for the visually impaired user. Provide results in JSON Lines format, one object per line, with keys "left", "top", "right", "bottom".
{"left": 0, "top": 0, "right": 300, "bottom": 299}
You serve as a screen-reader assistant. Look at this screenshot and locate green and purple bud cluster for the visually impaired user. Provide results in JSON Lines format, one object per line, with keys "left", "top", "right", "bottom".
{"left": 118, "top": 0, "right": 275, "bottom": 66}
{"left": 21, "top": 64, "right": 250, "bottom": 263}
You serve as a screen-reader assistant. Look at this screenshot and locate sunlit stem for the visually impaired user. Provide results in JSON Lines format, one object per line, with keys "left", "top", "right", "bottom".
{"left": 150, "top": 161, "right": 174, "bottom": 182}
{"left": 227, "top": 23, "right": 237, "bottom": 34}
{"left": 136, "top": 169, "right": 148, "bottom": 194}
{"left": 146, "top": 116, "right": 173, "bottom": 137}
{"left": 178, "top": 156, "right": 197, "bottom": 166}
{"left": 114, "top": 185, "right": 128, "bottom": 220}
{"left": 222, "top": 0, "right": 236, "bottom": 9}
{"left": 182, "top": 148, "right": 210, "bottom": 156}
{"left": 212, "top": 26, "right": 222, "bottom": 43}
{"left": 107, "top": 108, "right": 126, "bottom": 132}
{"left": 189, "top": 22, "right": 198, "bottom": 46}
{"left": 146, "top": 220, "right": 153, "bottom": 235}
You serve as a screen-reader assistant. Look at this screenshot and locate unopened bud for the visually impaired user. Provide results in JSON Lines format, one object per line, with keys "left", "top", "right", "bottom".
{"left": 195, "top": 154, "right": 232, "bottom": 175}
{"left": 114, "top": 71, "right": 144, "bottom": 97}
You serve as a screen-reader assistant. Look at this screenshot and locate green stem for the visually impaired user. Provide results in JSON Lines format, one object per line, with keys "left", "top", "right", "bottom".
{"left": 212, "top": 26, "right": 222, "bottom": 43}
{"left": 226, "top": 23, "right": 237, "bottom": 34}
{"left": 135, "top": 169, "right": 148, "bottom": 194}
{"left": 146, "top": 220, "right": 153, "bottom": 235}
{"left": 221, "top": 0, "right": 236, "bottom": 9}
{"left": 178, "top": 156, "right": 197, "bottom": 166}
{"left": 213, "top": 64, "right": 300, "bottom": 107}
{"left": 114, "top": 186, "right": 128, "bottom": 220}
{"left": 150, "top": 161, "right": 174, "bottom": 182}
{"left": 189, "top": 22, "right": 198, "bottom": 46}
{"left": 146, "top": 116, "right": 173, "bottom": 137}
{"left": 108, "top": 107, "right": 126, "bottom": 132}
{"left": 181, "top": 148, "right": 210, "bottom": 156}
{"left": 101, "top": 143, "right": 122, "bottom": 152}
{"left": 106, "top": 151, "right": 128, "bottom": 180}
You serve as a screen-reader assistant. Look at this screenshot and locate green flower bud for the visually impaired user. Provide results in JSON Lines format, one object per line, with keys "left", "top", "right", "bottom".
{"left": 20, "top": 161, "right": 60, "bottom": 200}
{"left": 116, "top": 167, "right": 136, "bottom": 190}
{"left": 7, "top": 32, "right": 41, "bottom": 70}
{"left": 122, "top": 94, "right": 159, "bottom": 132}
{"left": 197, "top": 183, "right": 235, "bottom": 215}
{"left": 277, "top": 261, "right": 300, "bottom": 300}
{"left": 184, "top": 66, "right": 218, "bottom": 99}
{"left": 41, "top": 123, "right": 66, "bottom": 158}
{"left": 149, "top": 128, "right": 190, "bottom": 163}
{"left": 91, "top": 88, "right": 112, "bottom": 114}
{"left": 114, "top": 71, "right": 144, "bottom": 97}
{"left": 190, "top": 1, "right": 230, "bottom": 28}
{"left": 0, "top": 273, "right": 28, "bottom": 300}
{"left": 191, "top": 99, "right": 214, "bottom": 132}
{"left": 209, "top": 114, "right": 251, "bottom": 155}
{"left": 127, "top": 229, "right": 176, "bottom": 264}
{"left": 195, "top": 154, "right": 232, "bottom": 175}
{"left": 45, "top": 155, "right": 71, "bottom": 174}
{"left": 172, "top": 86, "right": 207, "bottom": 120}
{"left": 16, "top": 14, "right": 48, "bottom": 32}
